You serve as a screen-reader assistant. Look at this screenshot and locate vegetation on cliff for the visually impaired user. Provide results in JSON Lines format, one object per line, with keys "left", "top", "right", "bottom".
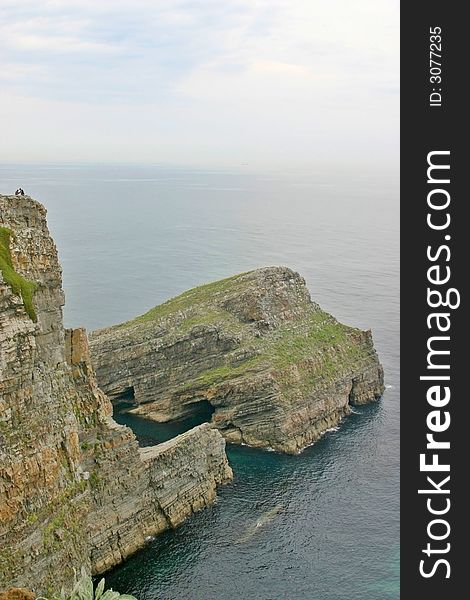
{"left": 39, "top": 568, "right": 136, "bottom": 600}
{"left": 0, "top": 194, "right": 232, "bottom": 595}
{"left": 90, "top": 267, "right": 384, "bottom": 454}
{"left": 113, "top": 269, "right": 372, "bottom": 392}
{"left": 0, "top": 226, "right": 37, "bottom": 321}
{"left": 118, "top": 271, "right": 252, "bottom": 328}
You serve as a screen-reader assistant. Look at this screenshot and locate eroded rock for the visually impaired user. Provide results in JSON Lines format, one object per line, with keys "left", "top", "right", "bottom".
{"left": 90, "top": 267, "right": 385, "bottom": 454}
{"left": 0, "top": 195, "right": 232, "bottom": 595}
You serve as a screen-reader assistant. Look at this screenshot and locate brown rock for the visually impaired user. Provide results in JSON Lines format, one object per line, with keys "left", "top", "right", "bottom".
{"left": 0, "top": 194, "right": 232, "bottom": 596}
{"left": 0, "top": 588, "right": 35, "bottom": 600}
{"left": 90, "top": 267, "right": 384, "bottom": 454}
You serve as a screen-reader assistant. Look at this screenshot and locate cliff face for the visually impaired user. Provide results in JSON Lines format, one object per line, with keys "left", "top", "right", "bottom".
{"left": 90, "top": 267, "right": 384, "bottom": 455}
{"left": 66, "top": 328, "right": 231, "bottom": 577}
{"left": 0, "top": 195, "right": 232, "bottom": 595}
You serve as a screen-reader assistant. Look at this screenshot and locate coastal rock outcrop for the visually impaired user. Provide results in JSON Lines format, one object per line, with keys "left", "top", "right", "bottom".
{"left": 0, "top": 195, "right": 232, "bottom": 595}
{"left": 90, "top": 267, "right": 384, "bottom": 454}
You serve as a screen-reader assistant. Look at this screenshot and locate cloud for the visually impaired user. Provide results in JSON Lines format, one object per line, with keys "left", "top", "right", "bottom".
{"left": 0, "top": 0, "right": 399, "bottom": 167}
{"left": 248, "top": 61, "right": 312, "bottom": 76}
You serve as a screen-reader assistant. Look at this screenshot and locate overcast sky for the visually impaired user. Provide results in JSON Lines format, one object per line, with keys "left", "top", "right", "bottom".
{"left": 0, "top": 0, "right": 399, "bottom": 168}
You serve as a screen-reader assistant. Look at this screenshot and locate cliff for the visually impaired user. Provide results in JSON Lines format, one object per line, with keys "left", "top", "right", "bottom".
{"left": 0, "top": 195, "right": 232, "bottom": 595}
{"left": 90, "top": 267, "right": 384, "bottom": 454}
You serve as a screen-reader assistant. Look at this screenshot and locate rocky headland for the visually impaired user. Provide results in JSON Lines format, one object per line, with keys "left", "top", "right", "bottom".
{"left": 1, "top": 192, "right": 384, "bottom": 596}
{"left": 0, "top": 194, "right": 232, "bottom": 595}
{"left": 90, "top": 267, "right": 384, "bottom": 454}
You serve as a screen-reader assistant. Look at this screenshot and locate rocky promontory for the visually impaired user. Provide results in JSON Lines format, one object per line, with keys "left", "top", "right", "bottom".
{"left": 0, "top": 195, "right": 232, "bottom": 595}
{"left": 90, "top": 267, "right": 384, "bottom": 454}
{"left": 0, "top": 192, "right": 384, "bottom": 596}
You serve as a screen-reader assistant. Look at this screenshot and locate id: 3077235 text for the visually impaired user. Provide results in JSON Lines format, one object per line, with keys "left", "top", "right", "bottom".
{"left": 429, "top": 26, "right": 443, "bottom": 107}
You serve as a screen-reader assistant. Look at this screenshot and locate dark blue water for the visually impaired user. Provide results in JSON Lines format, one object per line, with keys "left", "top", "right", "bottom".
{"left": 113, "top": 407, "right": 215, "bottom": 447}
{"left": 0, "top": 164, "right": 399, "bottom": 599}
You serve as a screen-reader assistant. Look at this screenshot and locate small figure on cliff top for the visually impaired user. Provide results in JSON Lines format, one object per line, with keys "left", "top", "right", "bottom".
{"left": 15, "top": 188, "right": 25, "bottom": 196}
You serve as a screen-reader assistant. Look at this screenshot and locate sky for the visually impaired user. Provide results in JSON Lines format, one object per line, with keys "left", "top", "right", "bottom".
{"left": 0, "top": 0, "right": 399, "bottom": 168}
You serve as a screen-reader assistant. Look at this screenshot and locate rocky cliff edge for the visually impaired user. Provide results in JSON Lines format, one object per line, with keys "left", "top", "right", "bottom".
{"left": 90, "top": 266, "right": 384, "bottom": 454}
{"left": 0, "top": 195, "right": 232, "bottom": 595}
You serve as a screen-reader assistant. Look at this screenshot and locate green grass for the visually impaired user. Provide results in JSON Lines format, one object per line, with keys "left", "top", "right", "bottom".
{"left": 0, "top": 226, "right": 37, "bottom": 321}
{"left": 177, "top": 311, "right": 370, "bottom": 394}
{"left": 89, "top": 471, "right": 101, "bottom": 489}
{"left": 179, "top": 355, "right": 263, "bottom": 391}
{"left": 178, "top": 309, "right": 232, "bottom": 333}
{"left": 268, "top": 315, "right": 347, "bottom": 368}
{"left": 118, "top": 270, "right": 254, "bottom": 328}
{"left": 109, "top": 268, "right": 374, "bottom": 399}
{"left": 267, "top": 316, "right": 373, "bottom": 396}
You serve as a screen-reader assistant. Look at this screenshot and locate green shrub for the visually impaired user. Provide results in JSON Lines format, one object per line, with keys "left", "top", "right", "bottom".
{"left": 38, "top": 567, "right": 137, "bottom": 600}
{"left": 0, "top": 226, "right": 37, "bottom": 321}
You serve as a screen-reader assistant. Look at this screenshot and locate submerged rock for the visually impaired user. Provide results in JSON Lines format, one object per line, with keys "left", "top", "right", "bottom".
{"left": 90, "top": 267, "right": 384, "bottom": 454}
{"left": 236, "top": 505, "right": 284, "bottom": 543}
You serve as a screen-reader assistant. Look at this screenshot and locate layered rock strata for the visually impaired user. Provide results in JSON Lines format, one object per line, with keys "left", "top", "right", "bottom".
{"left": 90, "top": 267, "right": 384, "bottom": 454}
{"left": 0, "top": 195, "right": 232, "bottom": 595}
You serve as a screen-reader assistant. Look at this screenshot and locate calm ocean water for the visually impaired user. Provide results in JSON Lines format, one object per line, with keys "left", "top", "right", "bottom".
{"left": 0, "top": 164, "right": 399, "bottom": 600}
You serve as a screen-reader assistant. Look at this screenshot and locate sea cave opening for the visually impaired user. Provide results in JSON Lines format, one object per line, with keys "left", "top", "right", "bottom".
{"left": 113, "top": 397, "right": 215, "bottom": 447}
{"left": 112, "top": 385, "right": 137, "bottom": 412}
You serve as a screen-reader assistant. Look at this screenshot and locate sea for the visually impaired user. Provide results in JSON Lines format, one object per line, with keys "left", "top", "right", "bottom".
{"left": 0, "top": 163, "right": 399, "bottom": 600}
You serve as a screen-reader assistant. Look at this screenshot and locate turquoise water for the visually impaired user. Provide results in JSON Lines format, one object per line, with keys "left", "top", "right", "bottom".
{"left": 113, "top": 405, "right": 399, "bottom": 600}
{"left": 0, "top": 164, "right": 399, "bottom": 599}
